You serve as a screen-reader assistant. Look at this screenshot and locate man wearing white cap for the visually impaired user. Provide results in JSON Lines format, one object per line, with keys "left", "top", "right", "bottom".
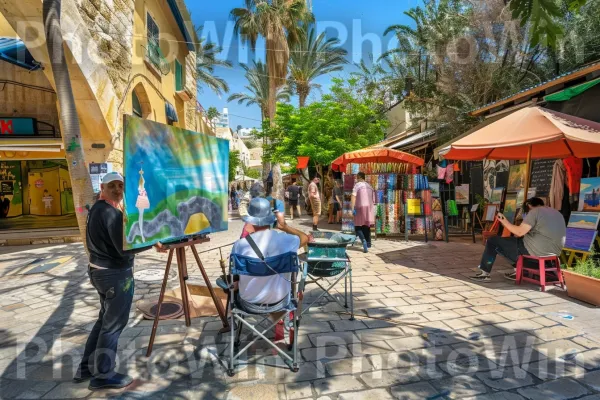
{"left": 74, "top": 172, "right": 159, "bottom": 390}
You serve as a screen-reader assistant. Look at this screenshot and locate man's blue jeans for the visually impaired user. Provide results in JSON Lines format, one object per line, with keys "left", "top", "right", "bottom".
{"left": 480, "top": 236, "right": 529, "bottom": 273}
{"left": 79, "top": 267, "right": 134, "bottom": 377}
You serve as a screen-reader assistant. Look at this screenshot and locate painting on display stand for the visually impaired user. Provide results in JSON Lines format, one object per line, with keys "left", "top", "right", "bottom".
{"left": 483, "top": 204, "right": 498, "bottom": 222}
{"left": 565, "top": 227, "right": 597, "bottom": 252}
{"left": 455, "top": 184, "right": 469, "bottom": 205}
{"left": 429, "top": 182, "right": 440, "bottom": 198}
{"left": 567, "top": 212, "right": 600, "bottom": 230}
{"left": 123, "top": 115, "right": 229, "bottom": 250}
{"left": 507, "top": 163, "right": 528, "bottom": 192}
{"left": 578, "top": 177, "right": 600, "bottom": 211}
{"left": 503, "top": 193, "right": 518, "bottom": 224}
{"left": 490, "top": 187, "right": 504, "bottom": 204}
{"left": 517, "top": 188, "right": 536, "bottom": 205}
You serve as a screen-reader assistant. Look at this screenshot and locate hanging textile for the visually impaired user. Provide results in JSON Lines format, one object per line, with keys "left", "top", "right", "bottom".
{"left": 550, "top": 159, "right": 566, "bottom": 210}
{"left": 562, "top": 157, "right": 583, "bottom": 195}
{"left": 437, "top": 166, "right": 446, "bottom": 180}
{"left": 445, "top": 163, "right": 454, "bottom": 184}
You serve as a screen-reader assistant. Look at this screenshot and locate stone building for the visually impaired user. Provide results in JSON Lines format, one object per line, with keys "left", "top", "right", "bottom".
{"left": 0, "top": 0, "right": 214, "bottom": 244}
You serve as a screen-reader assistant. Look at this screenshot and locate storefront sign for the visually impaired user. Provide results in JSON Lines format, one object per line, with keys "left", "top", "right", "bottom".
{"left": 0, "top": 118, "right": 36, "bottom": 136}
{"left": 1, "top": 181, "right": 13, "bottom": 194}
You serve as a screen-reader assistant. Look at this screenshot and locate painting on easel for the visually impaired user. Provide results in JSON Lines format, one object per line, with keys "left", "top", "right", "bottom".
{"left": 508, "top": 163, "right": 527, "bottom": 192}
{"left": 123, "top": 115, "right": 230, "bottom": 250}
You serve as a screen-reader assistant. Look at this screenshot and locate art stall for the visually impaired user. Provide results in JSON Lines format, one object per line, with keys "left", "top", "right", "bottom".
{"left": 330, "top": 149, "right": 432, "bottom": 238}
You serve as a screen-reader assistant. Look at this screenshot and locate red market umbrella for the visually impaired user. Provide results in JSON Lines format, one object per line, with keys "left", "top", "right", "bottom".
{"left": 331, "top": 148, "right": 424, "bottom": 172}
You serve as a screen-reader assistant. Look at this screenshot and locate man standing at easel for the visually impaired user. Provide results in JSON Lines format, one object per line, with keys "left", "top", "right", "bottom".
{"left": 74, "top": 172, "right": 161, "bottom": 390}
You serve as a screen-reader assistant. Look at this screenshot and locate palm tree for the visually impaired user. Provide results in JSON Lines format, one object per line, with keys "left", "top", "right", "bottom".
{"left": 227, "top": 61, "right": 291, "bottom": 120}
{"left": 231, "top": 0, "right": 313, "bottom": 194}
{"left": 288, "top": 26, "right": 347, "bottom": 107}
{"left": 196, "top": 32, "right": 232, "bottom": 97}
{"left": 44, "top": 0, "right": 95, "bottom": 248}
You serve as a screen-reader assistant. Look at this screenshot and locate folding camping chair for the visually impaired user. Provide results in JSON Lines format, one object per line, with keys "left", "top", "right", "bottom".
{"left": 298, "top": 232, "right": 355, "bottom": 321}
{"left": 225, "top": 244, "right": 306, "bottom": 376}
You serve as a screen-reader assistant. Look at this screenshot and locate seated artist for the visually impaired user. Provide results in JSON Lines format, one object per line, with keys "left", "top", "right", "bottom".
{"left": 231, "top": 197, "right": 309, "bottom": 313}
{"left": 239, "top": 182, "right": 285, "bottom": 238}
{"left": 470, "top": 197, "right": 566, "bottom": 283}
{"left": 74, "top": 172, "right": 164, "bottom": 390}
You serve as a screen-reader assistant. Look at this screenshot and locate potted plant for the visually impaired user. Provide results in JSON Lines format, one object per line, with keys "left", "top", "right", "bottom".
{"left": 563, "top": 254, "right": 600, "bottom": 306}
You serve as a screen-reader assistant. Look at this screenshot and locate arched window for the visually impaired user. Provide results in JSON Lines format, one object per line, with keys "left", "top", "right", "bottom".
{"left": 132, "top": 90, "right": 143, "bottom": 117}
{"left": 131, "top": 83, "right": 152, "bottom": 119}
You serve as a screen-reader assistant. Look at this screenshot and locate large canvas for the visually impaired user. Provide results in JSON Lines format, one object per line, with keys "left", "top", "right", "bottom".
{"left": 503, "top": 193, "right": 518, "bottom": 224}
{"left": 123, "top": 115, "right": 229, "bottom": 250}
{"left": 565, "top": 227, "right": 597, "bottom": 252}
{"left": 578, "top": 177, "right": 600, "bottom": 211}
{"left": 567, "top": 212, "right": 600, "bottom": 230}
{"left": 508, "top": 163, "right": 527, "bottom": 192}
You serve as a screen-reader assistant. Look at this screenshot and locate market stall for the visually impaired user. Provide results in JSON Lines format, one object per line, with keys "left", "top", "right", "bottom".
{"left": 331, "top": 149, "right": 432, "bottom": 238}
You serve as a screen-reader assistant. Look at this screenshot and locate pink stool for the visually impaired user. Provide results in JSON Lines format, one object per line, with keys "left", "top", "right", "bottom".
{"left": 515, "top": 255, "right": 565, "bottom": 292}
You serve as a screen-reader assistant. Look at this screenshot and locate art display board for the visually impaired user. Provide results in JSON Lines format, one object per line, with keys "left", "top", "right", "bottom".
{"left": 123, "top": 115, "right": 229, "bottom": 250}
{"left": 455, "top": 184, "right": 469, "bottom": 204}
{"left": 507, "top": 163, "right": 528, "bottom": 192}
{"left": 578, "top": 177, "right": 600, "bottom": 211}
{"left": 529, "top": 159, "right": 556, "bottom": 197}
{"left": 565, "top": 227, "right": 597, "bottom": 252}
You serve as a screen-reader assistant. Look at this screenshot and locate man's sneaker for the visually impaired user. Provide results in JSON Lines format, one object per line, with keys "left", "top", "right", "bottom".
{"left": 88, "top": 373, "right": 133, "bottom": 390}
{"left": 504, "top": 271, "right": 517, "bottom": 281}
{"left": 73, "top": 367, "right": 93, "bottom": 383}
{"left": 469, "top": 274, "right": 491, "bottom": 283}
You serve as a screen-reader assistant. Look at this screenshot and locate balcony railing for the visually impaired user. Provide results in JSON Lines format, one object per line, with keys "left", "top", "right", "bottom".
{"left": 145, "top": 40, "right": 170, "bottom": 76}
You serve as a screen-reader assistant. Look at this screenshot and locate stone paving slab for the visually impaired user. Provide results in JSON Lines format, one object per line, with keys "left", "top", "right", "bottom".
{"left": 1, "top": 216, "right": 600, "bottom": 399}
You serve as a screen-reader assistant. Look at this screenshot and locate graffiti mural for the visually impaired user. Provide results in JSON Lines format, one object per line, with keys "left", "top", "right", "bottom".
{"left": 483, "top": 160, "right": 509, "bottom": 201}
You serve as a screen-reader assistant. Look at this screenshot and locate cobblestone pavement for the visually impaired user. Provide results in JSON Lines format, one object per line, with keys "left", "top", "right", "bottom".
{"left": 1, "top": 213, "right": 600, "bottom": 399}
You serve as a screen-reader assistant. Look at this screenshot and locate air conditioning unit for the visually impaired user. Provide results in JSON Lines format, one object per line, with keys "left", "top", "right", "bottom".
{"left": 176, "top": 88, "right": 193, "bottom": 102}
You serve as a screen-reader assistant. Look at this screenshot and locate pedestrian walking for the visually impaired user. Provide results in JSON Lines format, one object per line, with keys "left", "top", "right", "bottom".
{"left": 351, "top": 172, "right": 375, "bottom": 253}
{"left": 308, "top": 174, "right": 321, "bottom": 231}
{"left": 287, "top": 179, "right": 302, "bottom": 220}
{"left": 329, "top": 180, "right": 343, "bottom": 223}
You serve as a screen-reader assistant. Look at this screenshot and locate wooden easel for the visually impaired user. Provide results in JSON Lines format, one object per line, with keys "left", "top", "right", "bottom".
{"left": 146, "top": 236, "right": 229, "bottom": 356}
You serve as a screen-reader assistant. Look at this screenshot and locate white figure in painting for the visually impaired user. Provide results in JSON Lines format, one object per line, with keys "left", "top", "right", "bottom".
{"left": 135, "top": 168, "right": 150, "bottom": 242}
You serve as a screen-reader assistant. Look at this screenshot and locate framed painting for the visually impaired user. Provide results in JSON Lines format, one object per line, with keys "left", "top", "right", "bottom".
{"left": 123, "top": 115, "right": 230, "bottom": 250}
{"left": 503, "top": 193, "right": 518, "bottom": 224}
{"left": 490, "top": 187, "right": 504, "bottom": 204}
{"left": 455, "top": 184, "right": 469, "bottom": 205}
{"left": 578, "top": 177, "right": 600, "bottom": 211}
{"left": 483, "top": 204, "right": 498, "bottom": 222}
{"left": 508, "top": 163, "right": 527, "bottom": 192}
{"left": 565, "top": 227, "right": 597, "bottom": 252}
{"left": 429, "top": 182, "right": 440, "bottom": 198}
{"left": 567, "top": 212, "right": 600, "bottom": 230}
{"left": 517, "top": 187, "right": 536, "bottom": 205}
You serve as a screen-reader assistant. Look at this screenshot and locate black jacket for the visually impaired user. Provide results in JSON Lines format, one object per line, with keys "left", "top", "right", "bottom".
{"left": 87, "top": 200, "right": 150, "bottom": 269}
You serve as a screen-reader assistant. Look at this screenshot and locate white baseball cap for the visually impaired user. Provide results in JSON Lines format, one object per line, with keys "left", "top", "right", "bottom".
{"left": 102, "top": 172, "right": 124, "bottom": 185}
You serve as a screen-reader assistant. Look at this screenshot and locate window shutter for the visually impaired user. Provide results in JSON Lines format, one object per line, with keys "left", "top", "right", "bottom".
{"left": 175, "top": 60, "right": 183, "bottom": 91}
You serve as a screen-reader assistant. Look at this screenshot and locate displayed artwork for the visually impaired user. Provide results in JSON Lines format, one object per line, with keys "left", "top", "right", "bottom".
{"left": 565, "top": 227, "right": 597, "bottom": 252}
{"left": 517, "top": 188, "right": 537, "bottom": 205}
{"left": 503, "top": 193, "right": 518, "bottom": 224}
{"left": 567, "top": 212, "right": 600, "bottom": 230}
{"left": 508, "top": 163, "right": 528, "bottom": 192}
{"left": 433, "top": 210, "right": 445, "bottom": 241}
{"left": 407, "top": 199, "right": 421, "bottom": 215}
{"left": 429, "top": 182, "right": 440, "bottom": 198}
{"left": 578, "top": 177, "right": 600, "bottom": 211}
{"left": 490, "top": 187, "right": 504, "bottom": 204}
{"left": 123, "top": 115, "right": 229, "bottom": 250}
{"left": 455, "top": 184, "right": 469, "bottom": 204}
{"left": 483, "top": 160, "right": 509, "bottom": 201}
{"left": 483, "top": 204, "right": 498, "bottom": 222}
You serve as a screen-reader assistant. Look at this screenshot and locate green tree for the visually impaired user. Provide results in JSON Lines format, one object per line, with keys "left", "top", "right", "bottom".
{"left": 195, "top": 31, "right": 232, "bottom": 96}
{"left": 227, "top": 61, "right": 291, "bottom": 121}
{"left": 288, "top": 25, "right": 348, "bottom": 107}
{"left": 244, "top": 168, "right": 261, "bottom": 179}
{"left": 264, "top": 77, "right": 389, "bottom": 178}
{"left": 243, "top": 138, "right": 258, "bottom": 149}
{"left": 206, "top": 106, "right": 220, "bottom": 123}
{"left": 229, "top": 150, "right": 241, "bottom": 182}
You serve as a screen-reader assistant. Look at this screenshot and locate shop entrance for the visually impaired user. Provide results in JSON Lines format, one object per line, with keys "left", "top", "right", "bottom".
{"left": 0, "top": 159, "right": 77, "bottom": 231}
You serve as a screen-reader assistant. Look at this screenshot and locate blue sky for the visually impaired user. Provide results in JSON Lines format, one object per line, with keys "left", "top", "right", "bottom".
{"left": 186, "top": 0, "right": 416, "bottom": 130}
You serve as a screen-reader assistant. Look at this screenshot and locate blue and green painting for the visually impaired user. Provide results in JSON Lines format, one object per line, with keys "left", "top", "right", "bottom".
{"left": 123, "top": 115, "right": 229, "bottom": 250}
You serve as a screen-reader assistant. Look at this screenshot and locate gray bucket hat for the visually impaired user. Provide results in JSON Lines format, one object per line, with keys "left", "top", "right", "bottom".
{"left": 242, "top": 197, "right": 276, "bottom": 227}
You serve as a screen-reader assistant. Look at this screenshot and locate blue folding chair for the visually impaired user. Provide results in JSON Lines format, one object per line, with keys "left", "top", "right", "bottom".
{"left": 225, "top": 249, "right": 306, "bottom": 376}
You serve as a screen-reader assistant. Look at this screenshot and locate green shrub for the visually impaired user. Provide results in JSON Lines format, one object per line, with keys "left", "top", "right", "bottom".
{"left": 573, "top": 253, "right": 600, "bottom": 279}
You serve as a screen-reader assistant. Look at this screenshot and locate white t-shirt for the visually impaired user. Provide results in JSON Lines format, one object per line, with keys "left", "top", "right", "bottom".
{"left": 232, "top": 229, "right": 300, "bottom": 304}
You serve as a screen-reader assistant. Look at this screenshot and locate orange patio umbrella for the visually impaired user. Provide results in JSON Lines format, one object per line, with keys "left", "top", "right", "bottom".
{"left": 331, "top": 148, "right": 424, "bottom": 172}
{"left": 443, "top": 106, "right": 600, "bottom": 204}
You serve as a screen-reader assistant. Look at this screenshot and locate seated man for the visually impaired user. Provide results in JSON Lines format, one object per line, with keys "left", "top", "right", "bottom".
{"left": 470, "top": 197, "right": 566, "bottom": 283}
{"left": 239, "top": 182, "right": 285, "bottom": 238}
{"left": 232, "top": 197, "right": 309, "bottom": 308}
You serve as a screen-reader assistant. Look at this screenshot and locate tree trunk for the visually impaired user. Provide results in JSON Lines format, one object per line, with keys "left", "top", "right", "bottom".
{"left": 44, "top": 0, "right": 95, "bottom": 250}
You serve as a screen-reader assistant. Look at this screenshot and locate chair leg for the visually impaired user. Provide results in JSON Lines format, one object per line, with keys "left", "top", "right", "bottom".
{"left": 292, "top": 310, "right": 299, "bottom": 372}
{"left": 344, "top": 272, "right": 348, "bottom": 308}
{"left": 348, "top": 265, "right": 354, "bottom": 321}
{"left": 539, "top": 259, "right": 546, "bottom": 292}
{"left": 235, "top": 316, "right": 244, "bottom": 347}
{"left": 228, "top": 309, "right": 235, "bottom": 376}
{"left": 515, "top": 256, "right": 523, "bottom": 285}
{"left": 556, "top": 258, "right": 565, "bottom": 290}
